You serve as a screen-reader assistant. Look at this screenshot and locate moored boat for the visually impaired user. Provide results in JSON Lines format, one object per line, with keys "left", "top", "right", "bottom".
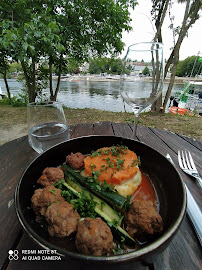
{"left": 168, "top": 106, "right": 200, "bottom": 117}
{"left": 168, "top": 81, "right": 202, "bottom": 116}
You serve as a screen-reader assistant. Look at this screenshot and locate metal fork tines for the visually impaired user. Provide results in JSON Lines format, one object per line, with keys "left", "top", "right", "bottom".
{"left": 178, "top": 150, "right": 202, "bottom": 188}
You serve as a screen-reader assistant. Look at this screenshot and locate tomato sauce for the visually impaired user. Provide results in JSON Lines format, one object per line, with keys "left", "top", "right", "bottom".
{"left": 131, "top": 170, "right": 158, "bottom": 207}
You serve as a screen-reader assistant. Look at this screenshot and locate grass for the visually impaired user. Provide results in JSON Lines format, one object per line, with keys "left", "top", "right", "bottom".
{"left": 0, "top": 103, "right": 201, "bottom": 146}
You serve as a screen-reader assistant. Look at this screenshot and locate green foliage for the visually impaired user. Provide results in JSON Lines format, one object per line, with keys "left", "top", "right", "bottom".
{"left": 176, "top": 56, "right": 202, "bottom": 77}
{"left": 65, "top": 58, "right": 80, "bottom": 74}
{"left": 0, "top": 90, "right": 28, "bottom": 107}
{"left": 142, "top": 66, "right": 150, "bottom": 75}
{"left": 89, "top": 57, "right": 123, "bottom": 74}
{"left": 0, "top": 0, "right": 138, "bottom": 102}
{"left": 11, "top": 95, "right": 28, "bottom": 107}
{"left": 89, "top": 57, "right": 109, "bottom": 74}
{"left": 11, "top": 88, "right": 29, "bottom": 107}
{"left": 110, "top": 58, "right": 123, "bottom": 74}
{"left": 9, "top": 62, "right": 23, "bottom": 74}
{"left": 0, "top": 98, "right": 11, "bottom": 105}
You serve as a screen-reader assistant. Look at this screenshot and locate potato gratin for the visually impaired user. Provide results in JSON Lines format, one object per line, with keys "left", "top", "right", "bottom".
{"left": 84, "top": 145, "right": 142, "bottom": 197}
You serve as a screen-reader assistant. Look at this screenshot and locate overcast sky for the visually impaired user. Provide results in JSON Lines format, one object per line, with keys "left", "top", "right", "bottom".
{"left": 121, "top": 0, "right": 202, "bottom": 61}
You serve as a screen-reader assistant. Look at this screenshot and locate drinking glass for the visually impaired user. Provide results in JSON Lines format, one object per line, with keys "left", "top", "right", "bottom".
{"left": 27, "top": 101, "right": 70, "bottom": 154}
{"left": 120, "top": 42, "right": 164, "bottom": 138}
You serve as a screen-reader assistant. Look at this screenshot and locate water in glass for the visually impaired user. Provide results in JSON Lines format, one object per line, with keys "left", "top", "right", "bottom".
{"left": 27, "top": 101, "right": 69, "bottom": 154}
{"left": 28, "top": 122, "right": 70, "bottom": 154}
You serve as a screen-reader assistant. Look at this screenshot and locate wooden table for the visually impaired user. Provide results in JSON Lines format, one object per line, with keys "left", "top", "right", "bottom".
{"left": 0, "top": 122, "right": 201, "bottom": 270}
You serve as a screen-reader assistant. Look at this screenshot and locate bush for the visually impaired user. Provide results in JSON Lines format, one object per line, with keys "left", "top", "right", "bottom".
{"left": 12, "top": 91, "right": 28, "bottom": 106}
{"left": 0, "top": 97, "right": 12, "bottom": 105}
{"left": 0, "top": 91, "right": 28, "bottom": 107}
{"left": 142, "top": 66, "right": 150, "bottom": 76}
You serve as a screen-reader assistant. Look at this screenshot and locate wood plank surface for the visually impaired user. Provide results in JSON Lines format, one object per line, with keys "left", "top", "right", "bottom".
{"left": 150, "top": 127, "right": 201, "bottom": 171}
{"left": 93, "top": 122, "right": 114, "bottom": 135}
{"left": 70, "top": 123, "right": 94, "bottom": 138}
{"left": 111, "top": 122, "right": 133, "bottom": 139}
{"left": 0, "top": 122, "right": 201, "bottom": 270}
{"left": 148, "top": 127, "right": 202, "bottom": 207}
{"left": 0, "top": 137, "right": 38, "bottom": 268}
{"left": 177, "top": 134, "right": 202, "bottom": 151}
{"left": 153, "top": 215, "right": 202, "bottom": 270}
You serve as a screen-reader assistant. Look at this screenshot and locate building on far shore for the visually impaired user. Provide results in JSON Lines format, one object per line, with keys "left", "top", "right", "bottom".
{"left": 125, "top": 61, "right": 152, "bottom": 76}
{"left": 80, "top": 62, "right": 89, "bottom": 73}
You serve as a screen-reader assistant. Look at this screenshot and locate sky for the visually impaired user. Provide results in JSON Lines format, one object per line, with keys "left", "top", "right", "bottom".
{"left": 121, "top": 0, "right": 202, "bottom": 61}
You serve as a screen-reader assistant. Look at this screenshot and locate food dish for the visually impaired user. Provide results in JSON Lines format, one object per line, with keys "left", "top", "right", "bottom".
{"left": 30, "top": 145, "right": 163, "bottom": 256}
{"left": 15, "top": 135, "right": 186, "bottom": 264}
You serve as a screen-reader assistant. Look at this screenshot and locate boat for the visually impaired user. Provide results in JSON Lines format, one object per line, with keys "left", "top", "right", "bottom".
{"left": 168, "top": 106, "right": 200, "bottom": 117}
{"left": 0, "top": 86, "right": 7, "bottom": 99}
{"left": 168, "top": 81, "right": 202, "bottom": 116}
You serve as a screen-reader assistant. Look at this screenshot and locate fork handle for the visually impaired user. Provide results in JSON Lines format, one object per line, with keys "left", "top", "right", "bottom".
{"left": 195, "top": 176, "right": 202, "bottom": 188}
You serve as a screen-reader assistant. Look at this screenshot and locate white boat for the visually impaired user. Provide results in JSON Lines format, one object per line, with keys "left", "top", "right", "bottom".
{"left": 0, "top": 86, "right": 6, "bottom": 99}
{"left": 0, "top": 85, "right": 13, "bottom": 99}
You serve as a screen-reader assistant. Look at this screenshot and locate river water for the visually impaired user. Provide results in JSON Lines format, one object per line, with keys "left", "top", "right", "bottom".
{"left": 0, "top": 78, "right": 183, "bottom": 112}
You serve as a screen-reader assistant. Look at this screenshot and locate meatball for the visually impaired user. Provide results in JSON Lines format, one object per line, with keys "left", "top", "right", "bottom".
{"left": 75, "top": 217, "right": 114, "bottom": 256}
{"left": 31, "top": 185, "right": 65, "bottom": 218}
{"left": 126, "top": 200, "right": 163, "bottom": 237}
{"left": 66, "top": 152, "right": 85, "bottom": 170}
{"left": 46, "top": 201, "right": 81, "bottom": 238}
{"left": 37, "top": 167, "right": 64, "bottom": 187}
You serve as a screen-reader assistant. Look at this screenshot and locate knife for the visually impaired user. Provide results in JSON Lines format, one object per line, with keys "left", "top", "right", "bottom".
{"left": 166, "top": 153, "right": 202, "bottom": 246}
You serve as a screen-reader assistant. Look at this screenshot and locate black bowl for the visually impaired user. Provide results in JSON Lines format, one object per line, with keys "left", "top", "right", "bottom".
{"left": 15, "top": 135, "right": 186, "bottom": 265}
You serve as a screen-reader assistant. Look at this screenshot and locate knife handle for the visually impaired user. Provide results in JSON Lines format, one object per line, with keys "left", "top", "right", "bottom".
{"left": 185, "top": 185, "right": 202, "bottom": 246}
{"left": 166, "top": 154, "right": 202, "bottom": 246}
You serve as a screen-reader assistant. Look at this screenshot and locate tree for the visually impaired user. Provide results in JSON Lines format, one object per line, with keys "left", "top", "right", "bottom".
{"left": 110, "top": 58, "right": 123, "bottom": 74}
{"left": 152, "top": 0, "right": 170, "bottom": 43}
{"left": 151, "top": 0, "right": 201, "bottom": 112}
{"left": 89, "top": 57, "right": 109, "bottom": 74}
{"left": 0, "top": 48, "right": 11, "bottom": 100}
{"left": 142, "top": 66, "right": 150, "bottom": 76}
{"left": 151, "top": 0, "right": 170, "bottom": 112}
{"left": 9, "top": 62, "right": 23, "bottom": 74}
{"left": 0, "top": 1, "right": 54, "bottom": 102}
{"left": 65, "top": 59, "right": 80, "bottom": 74}
{"left": 176, "top": 55, "right": 202, "bottom": 77}
{"left": 89, "top": 59, "right": 101, "bottom": 74}
{"left": 88, "top": 57, "right": 124, "bottom": 74}
{"left": 162, "top": 0, "right": 201, "bottom": 111}
{"left": 0, "top": 0, "right": 138, "bottom": 102}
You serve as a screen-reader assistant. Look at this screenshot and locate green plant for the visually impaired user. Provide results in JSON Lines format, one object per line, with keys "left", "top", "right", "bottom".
{"left": 0, "top": 97, "right": 12, "bottom": 105}
{"left": 142, "top": 66, "right": 150, "bottom": 76}
{"left": 6, "top": 89, "right": 29, "bottom": 107}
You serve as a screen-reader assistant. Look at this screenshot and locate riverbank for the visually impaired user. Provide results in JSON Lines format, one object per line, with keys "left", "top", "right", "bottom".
{"left": 58, "top": 74, "right": 202, "bottom": 84}
{"left": 0, "top": 104, "right": 201, "bottom": 146}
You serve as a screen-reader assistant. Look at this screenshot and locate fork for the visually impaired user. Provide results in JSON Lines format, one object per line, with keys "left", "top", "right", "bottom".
{"left": 178, "top": 150, "right": 202, "bottom": 188}
{"left": 167, "top": 154, "right": 202, "bottom": 246}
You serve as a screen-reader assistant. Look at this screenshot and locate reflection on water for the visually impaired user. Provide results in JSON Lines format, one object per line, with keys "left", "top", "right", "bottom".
{"left": 57, "top": 80, "right": 123, "bottom": 112}
{"left": 0, "top": 79, "right": 183, "bottom": 112}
